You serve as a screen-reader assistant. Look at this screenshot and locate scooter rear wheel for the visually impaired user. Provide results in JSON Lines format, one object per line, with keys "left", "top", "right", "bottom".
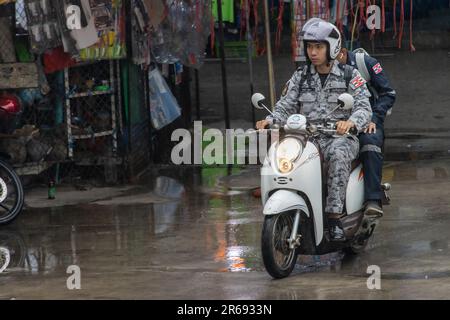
{"left": 261, "top": 212, "right": 298, "bottom": 279}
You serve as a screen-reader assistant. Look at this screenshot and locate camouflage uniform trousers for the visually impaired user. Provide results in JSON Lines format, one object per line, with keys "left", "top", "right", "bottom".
{"left": 317, "top": 134, "right": 360, "bottom": 215}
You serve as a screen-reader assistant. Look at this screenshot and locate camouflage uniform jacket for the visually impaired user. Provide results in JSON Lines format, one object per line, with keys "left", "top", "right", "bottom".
{"left": 266, "top": 60, "right": 372, "bottom": 132}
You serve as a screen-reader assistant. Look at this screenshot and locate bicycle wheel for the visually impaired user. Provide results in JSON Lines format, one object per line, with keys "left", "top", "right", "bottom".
{"left": 0, "top": 159, "right": 24, "bottom": 225}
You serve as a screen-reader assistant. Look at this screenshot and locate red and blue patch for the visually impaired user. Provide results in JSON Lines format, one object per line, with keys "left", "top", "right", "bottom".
{"left": 372, "top": 63, "right": 383, "bottom": 74}
{"left": 350, "top": 75, "right": 366, "bottom": 89}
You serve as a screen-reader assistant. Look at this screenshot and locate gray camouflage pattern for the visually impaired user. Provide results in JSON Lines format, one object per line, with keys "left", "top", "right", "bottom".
{"left": 317, "top": 135, "right": 359, "bottom": 214}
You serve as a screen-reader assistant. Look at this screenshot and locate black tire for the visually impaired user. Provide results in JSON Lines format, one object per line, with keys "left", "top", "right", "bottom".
{"left": 0, "top": 159, "right": 24, "bottom": 225}
{"left": 261, "top": 212, "right": 298, "bottom": 279}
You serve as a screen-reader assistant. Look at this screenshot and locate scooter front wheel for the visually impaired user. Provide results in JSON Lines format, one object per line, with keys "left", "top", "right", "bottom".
{"left": 261, "top": 212, "right": 298, "bottom": 279}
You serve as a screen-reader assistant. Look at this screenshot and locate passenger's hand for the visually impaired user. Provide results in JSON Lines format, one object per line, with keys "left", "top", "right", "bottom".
{"left": 256, "top": 119, "right": 270, "bottom": 130}
{"left": 364, "top": 122, "right": 377, "bottom": 134}
{"left": 336, "top": 120, "right": 355, "bottom": 135}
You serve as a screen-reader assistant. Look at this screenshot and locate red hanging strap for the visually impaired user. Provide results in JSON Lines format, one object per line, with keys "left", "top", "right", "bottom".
{"left": 398, "top": 0, "right": 405, "bottom": 48}
{"left": 359, "top": 0, "right": 364, "bottom": 25}
{"left": 409, "top": 0, "right": 415, "bottom": 52}
{"left": 381, "top": 0, "right": 385, "bottom": 32}
{"left": 326, "top": 0, "right": 330, "bottom": 21}
{"left": 365, "top": 0, "right": 369, "bottom": 21}
{"left": 210, "top": 6, "right": 215, "bottom": 51}
{"left": 253, "top": 0, "right": 260, "bottom": 55}
{"left": 336, "top": 0, "right": 341, "bottom": 29}
{"left": 275, "top": 0, "right": 284, "bottom": 53}
{"left": 393, "top": 0, "right": 397, "bottom": 39}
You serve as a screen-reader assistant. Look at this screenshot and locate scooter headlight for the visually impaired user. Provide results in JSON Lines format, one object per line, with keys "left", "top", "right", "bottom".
{"left": 276, "top": 138, "right": 302, "bottom": 173}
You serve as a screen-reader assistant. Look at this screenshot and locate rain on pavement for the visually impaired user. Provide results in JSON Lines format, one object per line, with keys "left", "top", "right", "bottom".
{"left": 1, "top": 157, "right": 450, "bottom": 299}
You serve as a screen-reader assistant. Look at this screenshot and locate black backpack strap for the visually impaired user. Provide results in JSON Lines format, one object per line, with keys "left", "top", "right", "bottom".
{"left": 298, "top": 64, "right": 311, "bottom": 92}
{"left": 343, "top": 64, "right": 354, "bottom": 90}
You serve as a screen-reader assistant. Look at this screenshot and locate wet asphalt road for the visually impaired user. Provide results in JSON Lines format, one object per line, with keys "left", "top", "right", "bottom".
{"left": 1, "top": 158, "right": 450, "bottom": 299}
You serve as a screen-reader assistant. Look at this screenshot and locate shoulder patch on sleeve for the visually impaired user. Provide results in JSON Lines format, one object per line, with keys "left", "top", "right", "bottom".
{"left": 350, "top": 75, "right": 366, "bottom": 89}
{"left": 372, "top": 62, "right": 383, "bottom": 74}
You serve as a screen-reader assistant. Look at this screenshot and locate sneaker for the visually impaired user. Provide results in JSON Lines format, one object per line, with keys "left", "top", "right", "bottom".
{"left": 364, "top": 200, "right": 383, "bottom": 217}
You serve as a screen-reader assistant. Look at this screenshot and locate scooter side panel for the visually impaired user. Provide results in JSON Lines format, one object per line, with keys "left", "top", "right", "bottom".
{"left": 346, "top": 163, "right": 365, "bottom": 214}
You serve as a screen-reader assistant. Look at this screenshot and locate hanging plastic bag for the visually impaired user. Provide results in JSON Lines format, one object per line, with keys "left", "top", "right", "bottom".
{"left": 150, "top": 0, "right": 212, "bottom": 69}
{"left": 148, "top": 68, "right": 181, "bottom": 130}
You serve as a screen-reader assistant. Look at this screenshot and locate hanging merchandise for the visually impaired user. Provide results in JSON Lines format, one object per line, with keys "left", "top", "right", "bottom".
{"left": 148, "top": 68, "right": 181, "bottom": 130}
{"left": 78, "top": 0, "right": 127, "bottom": 61}
{"left": 291, "top": 0, "right": 329, "bottom": 62}
{"left": 150, "top": 0, "right": 212, "bottom": 69}
{"left": 24, "top": 0, "right": 62, "bottom": 54}
{"left": 144, "top": 0, "right": 167, "bottom": 28}
{"left": 331, "top": 0, "right": 346, "bottom": 32}
{"left": 212, "top": 0, "right": 235, "bottom": 23}
{"left": 131, "top": 0, "right": 151, "bottom": 66}
{"left": 68, "top": 0, "right": 99, "bottom": 51}
{"left": 52, "top": 0, "right": 85, "bottom": 55}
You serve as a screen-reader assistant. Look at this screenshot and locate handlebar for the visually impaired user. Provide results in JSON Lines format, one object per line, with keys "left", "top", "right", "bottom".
{"left": 255, "top": 120, "right": 358, "bottom": 136}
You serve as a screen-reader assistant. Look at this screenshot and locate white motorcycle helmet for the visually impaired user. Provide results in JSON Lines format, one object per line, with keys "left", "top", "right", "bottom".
{"left": 301, "top": 18, "right": 342, "bottom": 61}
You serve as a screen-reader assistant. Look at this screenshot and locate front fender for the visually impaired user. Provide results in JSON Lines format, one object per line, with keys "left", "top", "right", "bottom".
{"left": 263, "top": 189, "right": 323, "bottom": 246}
{"left": 263, "top": 190, "right": 310, "bottom": 216}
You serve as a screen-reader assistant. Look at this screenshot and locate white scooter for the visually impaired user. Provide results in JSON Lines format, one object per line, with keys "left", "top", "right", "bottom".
{"left": 252, "top": 93, "right": 391, "bottom": 279}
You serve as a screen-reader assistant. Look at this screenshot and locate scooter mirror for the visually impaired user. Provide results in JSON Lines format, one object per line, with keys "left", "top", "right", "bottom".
{"left": 337, "top": 93, "right": 354, "bottom": 110}
{"left": 251, "top": 93, "right": 266, "bottom": 110}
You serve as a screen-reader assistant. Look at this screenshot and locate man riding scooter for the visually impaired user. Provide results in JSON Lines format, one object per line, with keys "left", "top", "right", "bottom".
{"left": 337, "top": 48, "right": 396, "bottom": 217}
{"left": 256, "top": 18, "right": 372, "bottom": 241}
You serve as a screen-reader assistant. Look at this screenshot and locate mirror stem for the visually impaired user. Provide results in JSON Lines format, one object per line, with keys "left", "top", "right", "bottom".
{"left": 259, "top": 102, "right": 275, "bottom": 116}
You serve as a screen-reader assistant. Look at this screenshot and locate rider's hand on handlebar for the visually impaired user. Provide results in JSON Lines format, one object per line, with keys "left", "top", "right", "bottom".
{"left": 256, "top": 119, "right": 270, "bottom": 130}
{"left": 336, "top": 120, "right": 355, "bottom": 135}
{"left": 364, "top": 122, "right": 377, "bottom": 134}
